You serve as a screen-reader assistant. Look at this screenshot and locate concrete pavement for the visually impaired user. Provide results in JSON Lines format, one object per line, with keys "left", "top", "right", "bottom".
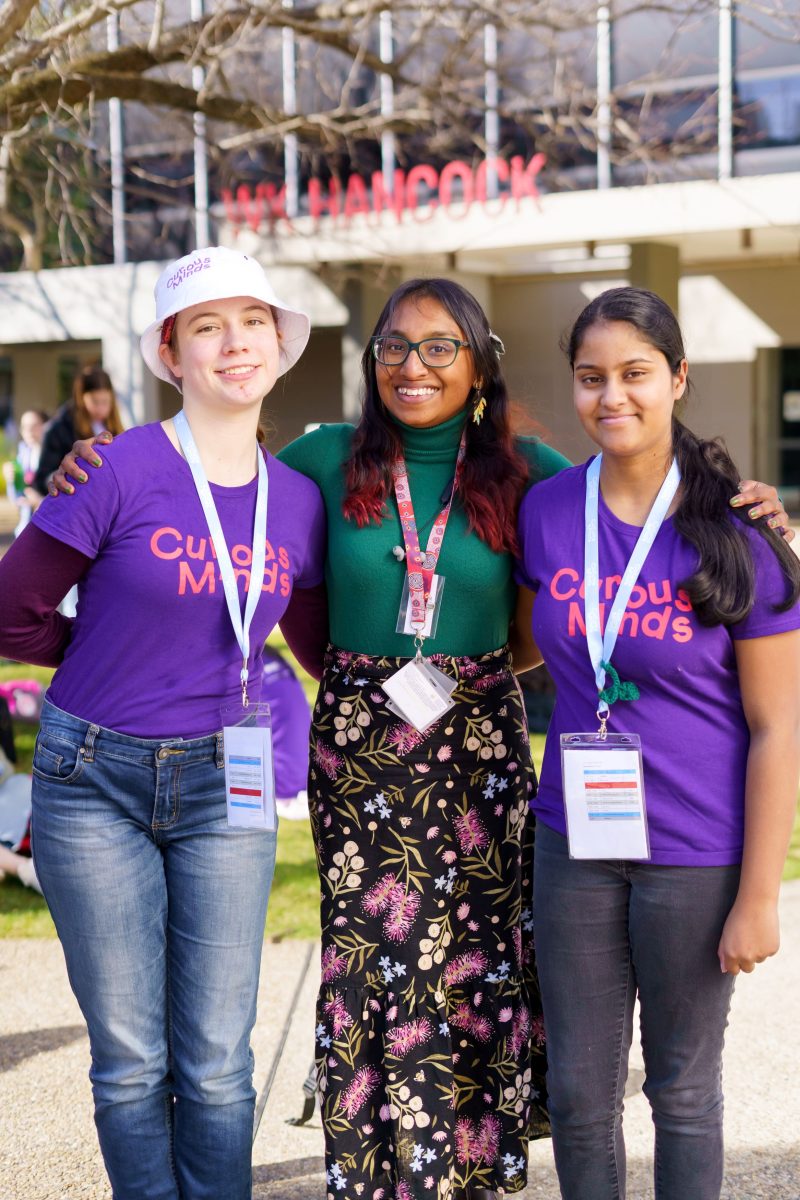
{"left": 0, "top": 882, "right": 799, "bottom": 1199}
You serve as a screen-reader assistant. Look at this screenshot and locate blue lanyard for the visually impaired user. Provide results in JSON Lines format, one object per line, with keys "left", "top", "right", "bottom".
{"left": 173, "top": 410, "right": 268, "bottom": 707}
{"left": 584, "top": 453, "right": 681, "bottom": 718}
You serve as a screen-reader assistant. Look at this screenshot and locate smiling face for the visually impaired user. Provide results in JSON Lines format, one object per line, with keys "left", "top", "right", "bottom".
{"left": 158, "top": 295, "right": 281, "bottom": 411}
{"left": 573, "top": 320, "right": 688, "bottom": 463}
{"left": 374, "top": 295, "right": 478, "bottom": 429}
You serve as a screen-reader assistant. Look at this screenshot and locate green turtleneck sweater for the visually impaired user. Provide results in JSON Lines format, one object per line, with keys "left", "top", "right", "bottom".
{"left": 276, "top": 413, "right": 570, "bottom": 657}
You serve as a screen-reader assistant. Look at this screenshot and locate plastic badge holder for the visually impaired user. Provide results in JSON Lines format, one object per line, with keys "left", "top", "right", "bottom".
{"left": 395, "top": 573, "right": 445, "bottom": 638}
{"left": 560, "top": 731, "right": 650, "bottom": 860}
{"left": 382, "top": 659, "right": 457, "bottom": 732}
{"left": 221, "top": 701, "right": 276, "bottom": 831}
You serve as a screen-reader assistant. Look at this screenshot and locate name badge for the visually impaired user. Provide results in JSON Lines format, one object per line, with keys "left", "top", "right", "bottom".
{"left": 382, "top": 659, "right": 457, "bottom": 732}
{"left": 221, "top": 702, "right": 276, "bottom": 830}
{"left": 396, "top": 572, "right": 446, "bottom": 638}
{"left": 560, "top": 732, "right": 650, "bottom": 859}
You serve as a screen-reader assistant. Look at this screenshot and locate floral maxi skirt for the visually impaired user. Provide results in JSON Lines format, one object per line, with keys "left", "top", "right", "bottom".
{"left": 309, "top": 646, "right": 549, "bottom": 1200}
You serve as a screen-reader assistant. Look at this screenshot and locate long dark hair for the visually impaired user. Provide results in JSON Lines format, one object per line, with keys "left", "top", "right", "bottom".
{"left": 564, "top": 286, "right": 800, "bottom": 625}
{"left": 343, "top": 278, "right": 529, "bottom": 555}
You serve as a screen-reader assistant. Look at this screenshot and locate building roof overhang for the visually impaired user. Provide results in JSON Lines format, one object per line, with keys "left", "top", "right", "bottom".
{"left": 225, "top": 172, "right": 800, "bottom": 278}
{"left": 0, "top": 260, "right": 349, "bottom": 349}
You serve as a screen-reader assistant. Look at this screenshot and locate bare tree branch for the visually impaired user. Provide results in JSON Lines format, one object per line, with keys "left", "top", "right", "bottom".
{"left": 1, "top": 0, "right": 147, "bottom": 74}
{"left": 148, "top": 0, "right": 166, "bottom": 53}
{"left": 0, "top": 0, "right": 39, "bottom": 55}
{"left": 0, "top": 0, "right": 795, "bottom": 271}
{"left": 0, "top": 9, "right": 418, "bottom": 131}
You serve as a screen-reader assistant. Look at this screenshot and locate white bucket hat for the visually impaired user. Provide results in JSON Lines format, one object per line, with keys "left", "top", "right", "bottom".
{"left": 140, "top": 246, "right": 311, "bottom": 390}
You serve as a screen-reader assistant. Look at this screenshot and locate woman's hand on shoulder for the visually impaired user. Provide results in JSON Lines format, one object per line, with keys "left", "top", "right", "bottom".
{"left": 48, "top": 431, "right": 114, "bottom": 496}
{"left": 731, "top": 480, "right": 794, "bottom": 542}
{"left": 718, "top": 896, "right": 780, "bottom": 975}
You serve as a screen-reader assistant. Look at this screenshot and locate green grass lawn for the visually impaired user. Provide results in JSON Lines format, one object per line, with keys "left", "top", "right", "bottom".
{"left": 0, "top": 650, "right": 328, "bottom": 939}
{"left": 1, "top": 657, "right": 798, "bottom": 938}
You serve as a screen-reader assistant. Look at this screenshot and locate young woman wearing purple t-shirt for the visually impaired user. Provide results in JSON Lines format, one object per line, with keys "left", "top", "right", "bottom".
{"left": 513, "top": 287, "right": 800, "bottom": 1200}
{"left": 0, "top": 248, "right": 326, "bottom": 1200}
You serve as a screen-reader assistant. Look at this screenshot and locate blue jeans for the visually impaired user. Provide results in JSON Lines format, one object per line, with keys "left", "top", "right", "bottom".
{"left": 533, "top": 822, "right": 740, "bottom": 1200}
{"left": 31, "top": 700, "right": 277, "bottom": 1200}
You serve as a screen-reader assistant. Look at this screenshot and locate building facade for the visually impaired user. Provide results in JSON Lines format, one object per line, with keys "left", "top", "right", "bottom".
{"left": 1, "top": 1, "right": 798, "bottom": 497}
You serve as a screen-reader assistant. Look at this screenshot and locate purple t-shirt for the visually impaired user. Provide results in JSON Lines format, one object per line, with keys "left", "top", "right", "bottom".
{"left": 516, "top": 459, "right": 800, "bottom": 866}
{"left": 33, "top": 423, "right": 325, "bottom": 738}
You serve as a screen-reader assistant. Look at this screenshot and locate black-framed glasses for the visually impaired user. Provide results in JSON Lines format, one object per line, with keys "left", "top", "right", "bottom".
{"left": 370, "top": 335, "right": 471, "bottom": 368}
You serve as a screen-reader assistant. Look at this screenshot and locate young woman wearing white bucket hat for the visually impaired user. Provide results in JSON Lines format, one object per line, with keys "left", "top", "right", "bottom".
{"left": 0, "top": 247, "right": 327, "bottom": 1200}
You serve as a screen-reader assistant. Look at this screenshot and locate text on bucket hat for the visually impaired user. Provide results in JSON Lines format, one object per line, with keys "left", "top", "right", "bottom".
{"left": 140, "top": 247, "right": 311, "bottom": 389}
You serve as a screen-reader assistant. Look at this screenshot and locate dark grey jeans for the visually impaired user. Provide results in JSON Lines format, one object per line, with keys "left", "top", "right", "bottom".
{"left": 533, "top": 822, "right": 740, "bottom": 1200}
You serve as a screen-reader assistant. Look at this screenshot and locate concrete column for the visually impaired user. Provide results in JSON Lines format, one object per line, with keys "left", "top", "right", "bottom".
{"left": 629, "top": 242, "right": 680, "bottom": 313}
{"left": 397, "top": 262, "right": 492, "bottom": 318}
{"left": 340, "top": 275, "right": 365, "bottom": 423}
{"left": 100, "top": 335, "right": 136, "bottom": 425}
{"left": 334, "top": 268, "right": 400, "bottom": 422}
{"left": 142, "top": 361, "right": 166, "bottom": 424}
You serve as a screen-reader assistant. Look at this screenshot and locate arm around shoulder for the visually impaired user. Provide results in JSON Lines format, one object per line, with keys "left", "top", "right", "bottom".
{"left": 279, "top": 473, "right": 328, "bottom": 680}
{"left": 275, "top": 423, "right": 353, "bottom": 484}
{"left": 509, "top": 585, "right": 543, "bottom": 674}
{"left": 279, "top": 582, "right": 330, "bottom": 681}
{"left": 516, "top": 437, "right": 572, "bottom": 486}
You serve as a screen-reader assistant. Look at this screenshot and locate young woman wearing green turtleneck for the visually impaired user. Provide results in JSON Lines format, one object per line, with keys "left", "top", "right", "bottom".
{"left": 276, "top": 278, "right": 567, "bottom": 1200}
{"left": 278, "top": 412, "right": 567, "bottom": 660}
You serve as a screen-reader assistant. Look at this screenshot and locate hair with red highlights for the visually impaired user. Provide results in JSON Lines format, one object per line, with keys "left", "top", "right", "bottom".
{"left": 342, "top": 278, "right": 529, "bottom": 555}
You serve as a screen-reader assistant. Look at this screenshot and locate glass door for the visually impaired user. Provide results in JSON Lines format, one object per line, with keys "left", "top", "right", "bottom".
{"left": 778, "top": 348, "right": 800, "bottom": 513}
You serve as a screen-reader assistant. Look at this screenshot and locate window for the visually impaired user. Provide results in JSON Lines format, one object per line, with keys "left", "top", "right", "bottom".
{"left": 611, "top": 1, "right": 719, "bottom": 179}
{"left": 0, "top": 357, "right": 12, "bottom": 429}
{"left": 734, "top": 1, "right": 800, "bottom": 153}
{"left": 57, "top": 356, "right": 83, "bottom": 408}
{"left": 612, "top": 1, "right": 719, "bottom": 87}
{"left": 502, "top": 4, "right": 599, "bottom": 189}
{"left": 779, "top": 348, "right": 800, "bottom": 495}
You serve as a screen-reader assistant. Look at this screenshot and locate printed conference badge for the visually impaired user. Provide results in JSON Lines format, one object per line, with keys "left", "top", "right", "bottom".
{"left": 221, "top": 702, "right": 276, "bottom": 831}
{"left": 560, "top": 732, "right": 650, "bottom": 860}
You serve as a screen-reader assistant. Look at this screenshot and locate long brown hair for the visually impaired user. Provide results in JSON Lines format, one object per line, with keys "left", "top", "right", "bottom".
{"left": 343, "top": 278, "right": 529, "bottom": 555}
{"left": 72, "top": 366, "right": 125, "bottom": 440}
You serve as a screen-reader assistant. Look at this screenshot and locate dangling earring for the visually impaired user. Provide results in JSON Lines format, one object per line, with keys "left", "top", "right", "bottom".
{"left": 472, "top": 395, "right": 487, "bottom": 425}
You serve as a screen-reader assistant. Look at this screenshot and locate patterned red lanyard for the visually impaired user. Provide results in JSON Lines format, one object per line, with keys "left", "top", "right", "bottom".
{"left": 391, "top": 432, "right": 467, "bottom": 640}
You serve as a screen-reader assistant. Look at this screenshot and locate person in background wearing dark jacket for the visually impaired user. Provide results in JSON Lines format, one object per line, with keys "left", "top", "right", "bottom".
{"left": 33, "top": 366, "right": 125, "bottom": 497}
